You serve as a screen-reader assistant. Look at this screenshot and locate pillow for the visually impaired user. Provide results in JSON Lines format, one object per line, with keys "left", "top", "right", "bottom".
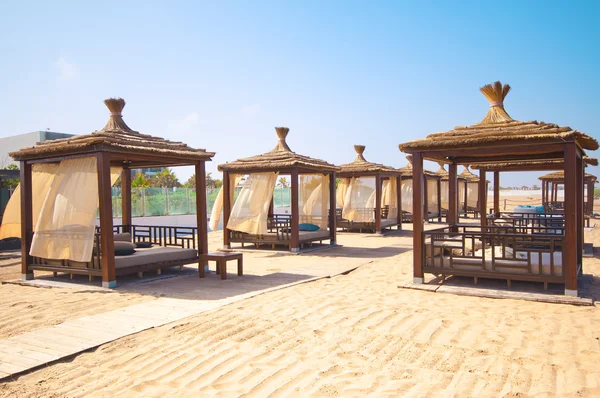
{"left": 299, "top": 223, "right": 320, "bottom": 232}
{"left": 114, "top": 241, "right": 136, "bottom": 256}
{"left": 135, "top": 241, "right": 153, "bottom": 249}
{"left": 114, "top": 233, "right": 132, "bottom": 242}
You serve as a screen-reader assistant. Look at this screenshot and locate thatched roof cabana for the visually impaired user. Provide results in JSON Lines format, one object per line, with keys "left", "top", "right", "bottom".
{"left": 216, "top": 127, "right": 338, "bottom": 252}
{"left": 399, "top": 81, "right": 598, "bottom": 296}
{"left": 398, "top": 156, "right": 442, "bottom": 221}
{"left": 8, "top": 98, "right": 214, "bottom": 288}
{"left": 336, "top": 145, "right": 401, "bottom": 233}
{"left": 538, "top": 171, "right": 597, "bottom": 215}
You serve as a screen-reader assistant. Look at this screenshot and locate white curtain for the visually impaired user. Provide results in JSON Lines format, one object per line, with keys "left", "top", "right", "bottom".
{"left": 382, "top": 178, "right": 398, "bottom": 219}
{"left": 209, "top": 174, "right": 243, "bottom": 232}
{"left": 342, "top": 177, "right": 376, "bottom": 222}
{"left": 401, "top": 179, "right": 413, "bottom": 213}
{"left": 467, "top": 182, "right": 479, "bottom": 208}
{"left": 30, "top": 157, "right": 121, "bottom": 262}
{"left": 427, "top": 179, "right": 439, "bottom": 214}
{"left": 227, "top": 172, "right": 277, "bottom": 235}
{"left": 440, "top": 180, "right": 449, "bottom": 209}
{"left": 299, "top": 174, "right": 330, "bottom": 229}
{"left": 0, "top": 163, "right": 59, "bottom": 239}
{"left": 336, "top": 178, "right": 350, "bottom": 208}
{"left": 459, "top": 181, "right": 466, "bottom": 210}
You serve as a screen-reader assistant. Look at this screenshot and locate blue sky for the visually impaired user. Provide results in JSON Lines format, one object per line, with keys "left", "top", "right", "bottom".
{"left": 1, "top": 1, "right": 598, "bottom": 186}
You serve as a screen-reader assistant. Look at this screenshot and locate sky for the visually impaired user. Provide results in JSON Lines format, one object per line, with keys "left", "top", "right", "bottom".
{"left": 0, "top": 1, "right": 598, "bottom": 186}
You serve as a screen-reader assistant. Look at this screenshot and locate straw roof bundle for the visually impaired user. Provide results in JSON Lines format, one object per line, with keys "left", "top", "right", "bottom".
{"left": 459, "top": 165, "right": 480, "bottom": 182}
{"left": 398, "top": 156, "right": 438, "bottom": 178}
{"left": 338, "top": 145, "right": 399, "bottom": 174}
{"left": 471, "top": 157, "right": 598, "bottom": 171}
{"left": 11, "top": 98, "right": 215, "bottom": 162}
{"left": 539, "top": 171, "right": 597, "bottom": 183}
{"left": 399, "top": 81, "right": 598, "bottom": 153}
{"left": 218, "top": 127, "right": 338, "bottom": 172}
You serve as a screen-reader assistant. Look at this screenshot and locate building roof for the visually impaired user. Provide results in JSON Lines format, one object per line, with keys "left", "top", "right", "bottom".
{"left": 218, "top": 127, "right": 339, "bottom": 172}
{"left": 399, "top": 82, "right": 598, "bottom": 154}
{"left": 337, "top": 145, "right": 399, "bottom": 175}
{"left": 539, "top": 171, "right": 597, "bottom": 183}
{"left": 10, "top": 98, "right": 215, "bottom": 162}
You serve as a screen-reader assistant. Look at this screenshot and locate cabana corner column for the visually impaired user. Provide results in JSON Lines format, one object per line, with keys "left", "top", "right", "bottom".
{"left": 97, "top": 153, "right": 116, "bottom": 288}
{"left": 448, "top": 163, "right": 458, "bottom": 226}
{"left": 195, "top": 161, "right": 208, "bottom": 277}
{"left": 20, "top": 161, "right": 33, "bottom": 280}
{"left": 121, "top": 167, "right": 132, "bottom": 233}
{"left": 329, "top": 171, "right": 336, "bottom": 244}
{"left": 291, "top": 169, "right": 300, "bottom": 252}
{"left": 412, "top": 152, "right": 424, "bottom": 283}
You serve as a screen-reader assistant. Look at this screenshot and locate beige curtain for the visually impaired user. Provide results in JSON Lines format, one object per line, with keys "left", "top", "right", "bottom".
{"left": 382, "top": 178, "right": 398, "bottom": 219}
{"left": 227, "top": 172, "right": 277, "bottom": 235}
{"left": 0, "top": 163, "right": 59, "bottom": 239}
{"left": 427, "top": 179, "right": 439, "bottom": 214}
{"left": 299, "top": 174, "right": 330, "bottom": 229}
{"left": 467, "top": 182, "right": 478, "bottom": 208}
{"left": 440, "top": 180, "right": 449, "bottom": 209}
{"left": 336, "top": 178, "right": 350, "bottom": 208}
{"left": 401, "top": 179, "right": 413, "bottom": 213}
{"left": 30, "top": 157, "right": 121, "bottom": 262}
{"left": 458, "top": 182, "right": 466, "bottom": 210}
{"left": 209, "top": 174, "right": 243, "bottom": 231}
{"left": 342, "top": 177, "right": 376, "bottom": 222}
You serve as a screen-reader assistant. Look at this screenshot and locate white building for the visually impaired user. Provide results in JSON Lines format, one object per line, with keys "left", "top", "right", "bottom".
{"left": 0, "top": 131, "right": 74, "bottom": 167}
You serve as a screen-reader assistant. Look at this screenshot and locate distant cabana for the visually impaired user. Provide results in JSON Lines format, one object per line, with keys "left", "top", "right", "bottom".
{"left": 434, "top": 162, "right": 467, "bottom": 219}
{"left": 213, "top": 127, "right": 338, "bottom": 252}
{"left": 6, "top": 98, "right": 215, "bottom": 288}
{"left": 539, "top": 169, "right": 597, "bottom": 215}
{"left": 400, "top": 81, "right": 598, "bottom": 296}
{"left": 399, "top": 156, "right": 442, "bottom": 222}
{"left": 459, "top": 165, "right": 490, "bottom": 218}
{"left": 336, "top": 145, "right": 401, "bottom": 233}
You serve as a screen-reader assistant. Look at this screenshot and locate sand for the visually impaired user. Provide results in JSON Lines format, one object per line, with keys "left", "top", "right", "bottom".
{"left": 1, "top": 196, "right": 600, "bottom": 396}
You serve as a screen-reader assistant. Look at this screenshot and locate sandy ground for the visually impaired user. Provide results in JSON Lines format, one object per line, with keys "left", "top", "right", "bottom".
{"left": 1, "top": 196, "right": 600, "bottom": 396}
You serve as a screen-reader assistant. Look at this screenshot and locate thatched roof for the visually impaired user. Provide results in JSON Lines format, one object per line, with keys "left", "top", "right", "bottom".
{"left": 539, "top": 171, "right": 597, "bottom": 183}
{"left": 399, "top": 156, "right": 438, "bottom": 178}
{"left": 338, "top": 145, "right": 399, "bottom": 174}
{"left": 218, "top": 127, "right": 339, "bottom": 172}
{"left": 399, "top": 81, "right": 598, "bottom": 153}
{"left": 471, "top": 157, "right": 598, "bottom": 171}
{"left": 434, "top": 162, "right": 466, "bottom": 181}
{"left": 10, "top": 98, "right": 215, "bottom": 162}
{"left": 459, "top": 166, "right": 481, "bottom": 182}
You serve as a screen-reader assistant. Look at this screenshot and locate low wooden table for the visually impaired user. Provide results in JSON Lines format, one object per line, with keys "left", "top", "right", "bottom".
{"left": 200, "top": 252, "right": 243, "bottom": 280}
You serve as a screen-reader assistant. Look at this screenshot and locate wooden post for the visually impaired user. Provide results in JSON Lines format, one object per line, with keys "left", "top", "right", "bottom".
{"left": 290, "top": 170, "right": 300, "bottom": 252}
{"left": 222, "top": 171, "right": 231, "bottom": 249}
{"left": 493, "top": 171, "right": 500, "bottom": 216}
{"left": 195, "top": 162, "right": 208, "bottom": 277}
{"left": 329, "top": 172, "right": 336, "bottom": 244}
{"left": 586, "top": 180, "right": 594, "bottom": 215}
{"left": 576, "top": 153, "right": 583, "bottom": 274}
{"left": 463, "top": 180, "right": 468, "bottom": 215}
{"left": 564, "top": 143, "right": 577, "bottom": 296}
{"left": 479, "top": 169, "right": 487, "bottom": 226}
{"left": 541, "top": 180, "right": 546, "bottom": 209}
{"left": 121, "top": 167, "right": 132, "bottom": 232}
{"left": 437, "top": 178, "right": 442, "bottom": 222}
{"left": 397, "top": 176, "right": 402, "bottom": 229}
{"left": 448, "top": 163, "right": 457, "bottom": 226}
{"left": 97, "top": 153, "right": 116, "bottom": 288}
{"left": 412, "top": 152, "right": 424, "bottom": 283}
{"left": 423, "top": 176, "right": 429, "bottom": 222}
{"left": 375, "top": 174, "right": 382, "bottom": 234}
{"left": 20, "top": 161, "right": 33, "bottom": 280}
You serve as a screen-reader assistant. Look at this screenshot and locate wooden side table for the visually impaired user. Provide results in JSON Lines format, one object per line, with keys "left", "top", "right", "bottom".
{"left": 200, "top": 252, "right": 243, "bottom": 280}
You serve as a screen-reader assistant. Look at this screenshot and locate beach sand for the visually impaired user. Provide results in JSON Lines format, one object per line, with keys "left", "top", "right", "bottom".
{"left": 1, "top": 196, "right": 600, "bottom": 396}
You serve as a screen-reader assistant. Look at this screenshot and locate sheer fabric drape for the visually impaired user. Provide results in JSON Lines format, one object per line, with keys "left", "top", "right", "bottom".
{"left": 458, "top": 182, "right": 466, "bottom": 210}
{"left": 466, "top": 182, "right": 478, "bottom": 207}
{"left": 336, "top": 178, "right": 350, "bottom": 208}
{"left": 227, "top": 173, "right": 277, "bottom": 235}
{"left": 299, "top": 174, "right": 329, "bottom": 229}
{"left": 0, "top": 163, "right": 59, "bottom": 239}
{"left": 440, "top": 180, "right": 449, "bottom": 209}
{"left": 30, "top": 157, "right": 121, "bottom": 262}
{"left": 209, "top": 174, "right": 243, "bottom": 231}
{"left": 427, "top": 179, "right": 439, "bottom": 214}
{"left": 382, "top": 178, "right": 398, "bottom": 219}
{"left": 401, "top": 179, "right": 413, "bottom": 213}
{"left": 342, "top": 177, "right": 376, "bottom": 222}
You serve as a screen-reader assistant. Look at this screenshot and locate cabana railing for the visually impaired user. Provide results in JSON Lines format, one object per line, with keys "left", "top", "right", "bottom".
{"left": 489, "top": 212, "right": 565, "bottom": 233}
{"left": 110, "top": 225, "right": 198, "bottom": 249}
{"left": 423, "top": 224, "right": 566, "bottom": 287}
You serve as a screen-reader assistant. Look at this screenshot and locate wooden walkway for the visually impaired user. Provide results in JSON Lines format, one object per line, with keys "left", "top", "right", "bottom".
{"left": 0, "top": 261, "right": 366, "bottom": 380}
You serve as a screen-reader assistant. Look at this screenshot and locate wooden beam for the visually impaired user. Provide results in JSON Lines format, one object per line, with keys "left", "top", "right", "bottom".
{"left": 412, "top": 152, "right": 424, "bottom": 282}
{"left": 437, "top": 178, "right": 442, "bottom": 222}
{"left": 121, "top": 167, "right": 132, "bottom": 232}
{"left": 542, "top": 180, "right": 546, "bottom": 208}
{"left": 493, "top": 171, "right": 500, "bottom": 215}
{"left": 195, "top": 161, "right": 208, "bottom": 278}
{"left": 448, "top": 163, "right": 457, "bottom": 226}
{"left": 19, "top": 161, "right": 33, "bottom": 280}
{"left": 423, "top": 176, "right": 429, "bottom": 221}
{"left": 329, "top": 172, "right": 337, "bottom": 244}
{"left": 290, "top": 170, "right": 300, "bottom": 252}
{"left": 222, "top": 171, "right": 231, "bottom": 248}
{"left": 564, "top": 143, "right": 577, "bottom": 294}
{"left": 420, "top": 143, "right": 566, "bottom": 159}
{"left": 97, "top": 153, "right": 116, "bottom": 288}
{"left": 478, "top": 169, "right": 487, "bottom": 226}
{"left": 576, "top": 153, "right": 583, "bottom": 274}
{"left": 375, "top": 174, "right": 382, "bottom": 233}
